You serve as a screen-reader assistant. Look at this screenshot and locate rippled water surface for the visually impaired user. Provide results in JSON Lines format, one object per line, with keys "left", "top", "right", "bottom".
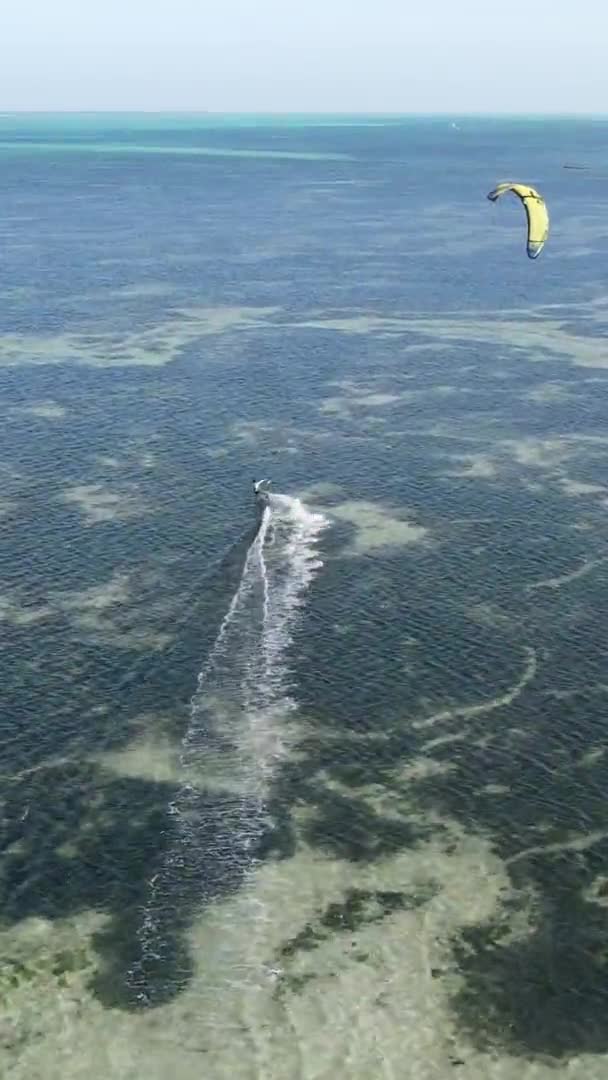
{"left": 2, "top": 114, "right": 608, "bottom": 1078}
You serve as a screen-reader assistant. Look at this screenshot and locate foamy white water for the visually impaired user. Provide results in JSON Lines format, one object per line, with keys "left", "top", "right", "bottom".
{"left": 128, "top": 494, "right": 327, "bottom": 1002}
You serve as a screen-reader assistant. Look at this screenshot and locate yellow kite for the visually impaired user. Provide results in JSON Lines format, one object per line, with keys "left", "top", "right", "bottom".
{"left": 487, "top": 182, "right": 549, "bottom": 259}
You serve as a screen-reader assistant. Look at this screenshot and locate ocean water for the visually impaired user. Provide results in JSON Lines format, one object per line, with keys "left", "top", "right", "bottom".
{"left": 2, "top": 113, "right": 608, "bottom": 1078}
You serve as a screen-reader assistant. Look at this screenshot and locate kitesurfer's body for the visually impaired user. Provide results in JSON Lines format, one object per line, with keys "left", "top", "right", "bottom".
{"left": 253, "top": 479, "right": 271, "bottom": 515}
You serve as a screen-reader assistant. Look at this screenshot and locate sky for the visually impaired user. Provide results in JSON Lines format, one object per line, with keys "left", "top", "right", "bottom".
{"left": 3, "top": 0, "right": 607, "bottom": 113}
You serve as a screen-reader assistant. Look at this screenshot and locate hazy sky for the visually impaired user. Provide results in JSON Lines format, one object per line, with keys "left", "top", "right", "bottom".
{"left": 3, "top": 0, "right": 607, "bottom": 113}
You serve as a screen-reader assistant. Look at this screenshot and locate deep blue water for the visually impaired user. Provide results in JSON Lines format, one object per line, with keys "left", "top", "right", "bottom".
{"left": 2, "top": 115, "right": 608, "bottom": 1070}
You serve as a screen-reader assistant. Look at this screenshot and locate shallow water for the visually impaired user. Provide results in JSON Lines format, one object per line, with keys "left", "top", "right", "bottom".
{"left": 2, "top": 114, "right": 608, "bottom": 1078}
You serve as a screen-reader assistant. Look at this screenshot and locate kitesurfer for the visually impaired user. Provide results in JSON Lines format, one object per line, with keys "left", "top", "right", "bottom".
{"left": 253, "top": 479, "right": 271, "bottom": 510}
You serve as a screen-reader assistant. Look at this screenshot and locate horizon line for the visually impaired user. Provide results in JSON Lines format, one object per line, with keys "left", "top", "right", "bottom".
{"left": 1, "top": 108, "right": 607, "bottom": 118}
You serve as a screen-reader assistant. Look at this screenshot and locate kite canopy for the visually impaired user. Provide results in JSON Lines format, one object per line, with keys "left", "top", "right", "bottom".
{"left": 487, "top": 182, "right": 549, "bottom": 259}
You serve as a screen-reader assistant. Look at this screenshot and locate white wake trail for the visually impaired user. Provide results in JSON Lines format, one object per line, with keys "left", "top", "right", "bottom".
{"left": 128, "top": 493, "right": 327, "bottom": 1002}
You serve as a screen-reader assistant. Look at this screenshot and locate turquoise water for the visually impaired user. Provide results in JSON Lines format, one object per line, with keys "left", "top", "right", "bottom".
{"left": 2, "top": 114, "right": 608, "bottom": 1078}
